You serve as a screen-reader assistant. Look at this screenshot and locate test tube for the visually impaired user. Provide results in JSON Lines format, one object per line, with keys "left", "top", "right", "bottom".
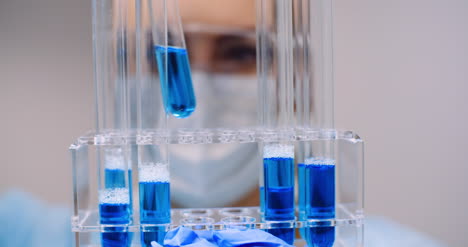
{"left": 92, "top": 0, "right": 136, "bottom": 245}
{"left": 299, "top": 157, "right": 335, "bottom": 247}
{"left": 99, "top": 146, "right": 132, "bottom": 247}
{"left": 149, "top": 0, "right": 196, "bottom": 118}
{"left": 256, "top": 0, "right": 295, "bottom": 243}
{"left": 295, "top": 0, "right": 336, "bottom": 245}
{"left": 139, "top": 161, "right": 171, "bottom": 246}
{"left": 136, "top": 1, "right": 171, "bottom": 245}
{"left": 263, "top": 144, "right": 295, "bottom": 244}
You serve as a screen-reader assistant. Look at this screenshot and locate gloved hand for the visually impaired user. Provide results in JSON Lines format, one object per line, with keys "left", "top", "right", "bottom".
{"left": 154, "top": 220, "right": 448, "bottom": 247}
{"left": 213, "top": 229, "right": 295, "bottom": 247}
{"left": 163, "top": 227, "right": 217, "bottom": 247}
{"left": 157, "top": 226, "right": 294, "bottom": 247}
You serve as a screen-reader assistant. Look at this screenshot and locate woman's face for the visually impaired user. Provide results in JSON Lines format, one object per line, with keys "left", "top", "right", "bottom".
{"left": 178, "top": 0, "right": 257, "bottom": 75}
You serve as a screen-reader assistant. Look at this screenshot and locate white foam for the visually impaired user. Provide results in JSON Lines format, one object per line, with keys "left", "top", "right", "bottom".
{"left": 139, "top": 163, "right": 170, "bottom": 183}
{"left": 304, "top": 157, "right": 335, "bottom": 166}
{"left": 263, "top": 144, "right": 294, "bottom": 158}
{"left": 99, "top": 188, "right": 130, "bottom": 204}
{"left": 104, "top": 147, "right": 127, "bottom": 170}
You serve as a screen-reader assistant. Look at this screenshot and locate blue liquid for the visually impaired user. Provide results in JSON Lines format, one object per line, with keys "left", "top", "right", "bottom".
{"left": 139, "top": 182, "right": 171, "bottom": 247}
{"left": 155, "top": 46, "right": 196, "bottom": 118}
{"left": 102, "top": 168, "right": 133, "bottom": 247}
{"left": 263, "top": 157, "right": 295, "bottom": 244}
{"left": 128, "top": 170, "right": 133, "bottom": 214}
{"left": 259, "top": 186, "right": 265, "bottom": 214}
{"left": 105, "top": 169, "right": 126, "bottom": 189}
{"left": 100, "top": 203, "right": 131, "bottom": 224}
{"left": 299, "top": 162, "right": 335, "bottom": 247}
{"left": 100, "top": 203, "right": 131, "bottom": 247}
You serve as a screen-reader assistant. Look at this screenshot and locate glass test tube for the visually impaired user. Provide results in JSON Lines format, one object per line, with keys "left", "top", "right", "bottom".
{"left": 298, "top": 139, "right": 336, "bottom": 247}
{"left": 263, "top": 144, "right": 295, "bottom": 244}
{"left": 294, "top": 0, "right": 336, "bottom": 245}
{"left": 299, "top": 157, "right": 335, "bottom": 247}
{"left": 138, "top": 160, "right": 170, "bottom": 246}
{"left": 93, "top": 0, "right": 135, "bottom": 245}
{"left": 99, "top": 147, "right": 132, "bottom": 247}
{"left": 256, "top": 0, "right": 295, "bottom": 244}
{"left": 137, "top": 1, "right": 172, "bottom": 245}
{"left": 149, "top": 0, "right": 196, "bottom": 118}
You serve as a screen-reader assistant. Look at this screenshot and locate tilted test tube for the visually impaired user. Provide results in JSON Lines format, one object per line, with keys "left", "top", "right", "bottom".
{"left": 149, "top": 0, "right": 196, "bottom": 118}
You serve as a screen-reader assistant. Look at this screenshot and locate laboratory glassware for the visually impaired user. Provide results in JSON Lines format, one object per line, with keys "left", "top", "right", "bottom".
{"left": 149, "top": 0, "right": 196, "bottom": 118}
{"left": 98, "top": 146, "right": 132, "bottom": 247}
{"left": 293, "top": 0, "right": 337, "bottom": 246}
{"left": 138, "top": 0, "right": 171, "bottom": 245}
{"left": 256, "top": 0, "right": 296, "bottom": 243}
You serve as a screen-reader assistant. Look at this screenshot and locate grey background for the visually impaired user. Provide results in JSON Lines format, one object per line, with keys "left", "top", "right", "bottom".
{"left": 1, "top": 0, "right": 467, "bottom": 246}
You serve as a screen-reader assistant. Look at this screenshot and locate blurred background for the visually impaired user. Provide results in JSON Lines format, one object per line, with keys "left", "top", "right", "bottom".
{"left": 1, "top": 0, "right": 467, "bottom": 246}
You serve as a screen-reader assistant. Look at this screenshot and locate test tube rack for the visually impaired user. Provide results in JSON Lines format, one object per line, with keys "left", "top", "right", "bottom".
{"left": 71, "top": 128, "right": 364, "bottom": 246}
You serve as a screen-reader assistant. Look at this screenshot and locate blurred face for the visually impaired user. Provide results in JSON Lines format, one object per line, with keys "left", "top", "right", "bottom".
{"left": 179, "top": 0, "right": 257, "bottom": 75}
{"left": 166, "top": 1, "right": 259, "bottom": 208}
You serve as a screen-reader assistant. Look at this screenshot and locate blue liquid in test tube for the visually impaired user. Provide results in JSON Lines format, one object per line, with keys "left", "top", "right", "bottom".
{"left": 263, "top": 144, "right": 295, "bottom": 244}
{"left": 100, "top": 148, "right": 132, "bottom": 247}
{"left": 155, "top": 46, "right": 196, "bottom": 118}
{"left": 99, "top": 188, "right": 131, "bottom": 247}
{"left": 139, "top": 164, "right": 171, "bottom": 247}
{"left": 299, "top": 158, "right": 335, "bottom": 247}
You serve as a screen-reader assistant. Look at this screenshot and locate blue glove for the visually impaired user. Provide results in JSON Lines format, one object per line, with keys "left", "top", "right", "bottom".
{"left": 161, "top": 226, "right": 294, "bottom": 247}
{"left": 213, "top": 229, "right": 295, "bottom": 247}
{"left": 0, "top": 189, "right": 72, "bottom": 247}
{"left": 161, "top": 220, "right": 448, "bottom": 247}
{"left": 163, "top": 227, "right": 217, "bottom": 247}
